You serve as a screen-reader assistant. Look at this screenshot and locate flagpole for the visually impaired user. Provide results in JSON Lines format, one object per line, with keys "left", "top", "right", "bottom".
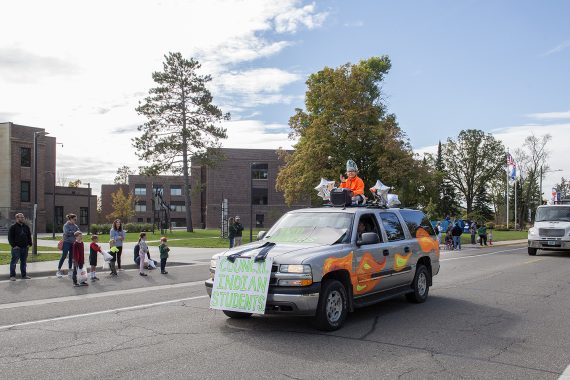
{"left": 506, "top": 152, "right": 509, "bottom": 230}
{"left": 514, "top": 177, "right": 517, "bottom": 230}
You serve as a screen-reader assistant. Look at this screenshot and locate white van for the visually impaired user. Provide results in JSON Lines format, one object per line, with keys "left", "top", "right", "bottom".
{"left": 527, "top": 204, "right": 570, "bottom": 255}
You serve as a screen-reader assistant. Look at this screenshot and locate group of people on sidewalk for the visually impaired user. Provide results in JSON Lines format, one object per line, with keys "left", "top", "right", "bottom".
{"left": 435, "top": 219, "right": 493, "bottom": 251}
{"left": 6, "top": 213, "right": 171, "bottom": 284}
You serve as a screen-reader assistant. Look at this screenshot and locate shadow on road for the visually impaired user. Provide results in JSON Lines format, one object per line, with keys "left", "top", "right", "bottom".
{"left": 217, "top": 294, "right": 520, "bottom": 363}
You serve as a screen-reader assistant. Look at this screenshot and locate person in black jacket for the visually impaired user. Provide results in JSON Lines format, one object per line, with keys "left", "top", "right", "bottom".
{"left": 451, "top": 222, "right": 463, "bottom": 251}
{"left": 7, "top": 213, "right": 32, "bottom": 281}
{"left": 233, "top": 216, "right": 244, "bottom": 246}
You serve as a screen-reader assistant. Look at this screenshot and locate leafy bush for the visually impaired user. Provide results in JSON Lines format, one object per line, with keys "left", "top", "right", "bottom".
{"left": 90, "top": 224, "right": 112, "bottom": 235}
{"left": 485, "top": 222, "right": 495, "bottom": 230}
{"left": 123, "top": 223, "right": 154, "bottom": 233}
{"left": 494, "top": 224, "right": 510, "bottom": 231}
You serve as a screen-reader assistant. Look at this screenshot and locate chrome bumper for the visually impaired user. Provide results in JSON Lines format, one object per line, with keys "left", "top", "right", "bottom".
{"left": 528, "top": 239, "right": 570, "bottom": 249}
{"left": 205, "top": 279, "right": 320, "bottom": 316}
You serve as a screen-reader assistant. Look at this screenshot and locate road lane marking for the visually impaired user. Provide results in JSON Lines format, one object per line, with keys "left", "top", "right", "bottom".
{"left": 0, "top": 295, "right": 209, "bottom": 331}
{"left": 440, "top": 247, "right": 524, "bottom": 262}
{"left": 0, "top": 280, "right": 207, "bottom": 310}
{"left": 523, "top": 258, "right": 543, "bottom": 264}
{"left": 560, "top": 362, "right": 570, "bottom": 380}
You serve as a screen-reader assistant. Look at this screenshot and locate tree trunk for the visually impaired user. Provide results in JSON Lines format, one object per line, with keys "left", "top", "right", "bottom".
{"left": 181, "top": 92, "right": 194, "bottom": 232}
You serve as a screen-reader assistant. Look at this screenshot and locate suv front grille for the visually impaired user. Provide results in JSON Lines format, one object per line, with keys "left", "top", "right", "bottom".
{"left": 539, "top": 228, "right": 565, "bottom": 237}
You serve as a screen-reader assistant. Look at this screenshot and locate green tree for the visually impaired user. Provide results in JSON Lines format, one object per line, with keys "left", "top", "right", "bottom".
{"left": 555, "top": 177, "right": 570, "bottom": 199}
{"left": 106, "top": 188, "right": 135, "bottom": 222}
{"left": 133, "top": 52, "right": 229, "bottom": 232}
{"left": 114, "top": 165, "right": 134, "bottom": 184}
{"left": 442, "top": 129, "right": 505, "bottom": 215}
{"left": 68, "top": 179, "right": 82, "bottom": 188}
{"left": 276, "top": 56, "right": 423, "bottom": 206}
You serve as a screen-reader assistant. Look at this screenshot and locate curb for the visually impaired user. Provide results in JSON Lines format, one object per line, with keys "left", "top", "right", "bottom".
{"left": 0, "top": 262, "right": 196, "bottom": 281}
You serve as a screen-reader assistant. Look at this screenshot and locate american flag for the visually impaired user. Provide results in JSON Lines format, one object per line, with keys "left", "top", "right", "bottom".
{"left": 506, "top": 152, "right": 515, "bottom": 167}
{"left": 506, "top": 153, "right": 516, "bottom": 180}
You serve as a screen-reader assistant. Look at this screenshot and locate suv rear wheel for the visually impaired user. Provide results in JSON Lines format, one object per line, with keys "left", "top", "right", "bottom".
{"left": 222, "top": 310, "right": 252, "bottom": 319}
{"left": 406, "top": 264, "right": 430, "bottom": 303}
{"left": 314, "top": 279, "right": 348, "bottom": 331}
{"left": 528, "top": 247, "right": 537, "bottom": 256}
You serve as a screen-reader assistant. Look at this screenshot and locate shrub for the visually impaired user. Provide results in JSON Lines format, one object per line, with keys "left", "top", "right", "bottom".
{"left": 485, "top": 222, "right": 495, "bottom": 230}
{"left": 494, "top": 224, "right": 510, "bottom": 231}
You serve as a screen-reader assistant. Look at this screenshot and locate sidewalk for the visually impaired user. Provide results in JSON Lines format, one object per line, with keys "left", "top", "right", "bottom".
{"left": 0, "top": 247, "right": 224, "bottom": 280}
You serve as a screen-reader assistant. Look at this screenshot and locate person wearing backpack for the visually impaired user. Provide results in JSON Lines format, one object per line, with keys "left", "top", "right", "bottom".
{"left": 451, "top": 222, "right": 463, "bottom": 250}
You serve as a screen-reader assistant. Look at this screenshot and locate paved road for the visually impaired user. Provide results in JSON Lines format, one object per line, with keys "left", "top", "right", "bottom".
{"left": 1, "top": 244, "right": 569, "bottom": 379}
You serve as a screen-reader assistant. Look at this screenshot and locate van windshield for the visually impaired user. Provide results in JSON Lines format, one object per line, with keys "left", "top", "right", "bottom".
{"left": 535, "top": 207, "right": 570, "bottom": 222}
{"left": 264, "top": 212, "right": 353, "bottom": 245}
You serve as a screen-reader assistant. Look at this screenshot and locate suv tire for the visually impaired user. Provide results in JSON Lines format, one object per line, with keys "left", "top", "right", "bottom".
{"left": 528, "top": 247, "right": 537, "bottom": 256}
{"left": 222, "top": 310, "right": 252, "bottom": 319}
{"left": 406, "top": 264, "right": 430, "bottom": 304}
{"left": 314, "top": 279, "right": 348, "bottom": 331}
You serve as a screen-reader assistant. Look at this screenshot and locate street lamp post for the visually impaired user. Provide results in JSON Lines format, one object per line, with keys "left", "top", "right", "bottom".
{"left": 33, "top": 131, "right": 49, "bottom": 255}
{"left": 539, "top": 166, "right": 563, "bottom": 204}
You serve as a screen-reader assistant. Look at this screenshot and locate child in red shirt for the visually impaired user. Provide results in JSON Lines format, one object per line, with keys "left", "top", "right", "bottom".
{"left": 72, "top": 231, "right": 88, "bottom": 287}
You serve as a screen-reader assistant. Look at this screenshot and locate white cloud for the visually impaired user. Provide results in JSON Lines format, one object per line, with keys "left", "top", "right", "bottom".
{"left": 543, "top": 40, "right": 570, "bottom": 56}
{"left": 526, "top": 111, "right": 570, "bottom": 120}
{"left": 223, "top": 120, "right": 296, "bottom": 149}
{"left": 0, "top": 0, "right": 326, "bottom": 195}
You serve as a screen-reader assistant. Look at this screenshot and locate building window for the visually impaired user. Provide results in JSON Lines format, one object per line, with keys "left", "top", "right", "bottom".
{"left": 20, "top": 147, "right": 31, "bottom": 167}
{"left": 256, "top": 214, "right": 264, "bottom": 228}
{"left": 134, "top": 184, "right": 146, "bottom": 196}
{"left": 170, "top": 185, "right": 182, "bottom": 196}
{"left": 55, "top": 206, "right": 64, "bottom": 226}
{"left": 135, "top": 201, "right": 147, "bottom": 212}
{"left": 80, "top": 207, "right": 88, "bottom": 225}
{"left": 252, "top": 188, "right": 268, "bottom": 205}
{"left": 170, "top": 201, "right": 186, "bottom": 212}
{"left": 252, "top": 163, "right": 268, "bottom": 180}
{"left": 21, "top": 181, "right": 31, "bottom": 202}
{"left": 152, "top": 184, "right": 163, "bottom": 196}
{"left": 147, "top": 218, "right": 151, "bottom": 223}
{"left": 137, "top": 218, "right": 143, "bottom": 223}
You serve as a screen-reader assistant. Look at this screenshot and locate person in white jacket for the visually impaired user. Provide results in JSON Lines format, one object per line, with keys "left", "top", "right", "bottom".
{"left": 138, "top": 232, "right": 149, "bottom": 277}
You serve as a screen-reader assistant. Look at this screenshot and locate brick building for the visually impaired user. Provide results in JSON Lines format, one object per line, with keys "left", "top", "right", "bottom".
{"left": 190, "top": 148, "right": 310, "bottom": 229}
{"left": 101, "top": 175, "right": 187, "bottom": 226}
{"left": 0, "top": 122, "right": 96, "bottom": 233}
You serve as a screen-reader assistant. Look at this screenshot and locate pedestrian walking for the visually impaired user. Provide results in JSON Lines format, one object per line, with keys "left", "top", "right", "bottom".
{"left": 228, "top": 217, "right": 236, "bottom": 248}
{"left": 72, "top": 231, "right": 88, "bottom": 287}
{"left": 159, "top": 237, "right": 170, "bottom": 274}
{"left": 7, "top": 213, "right": 32, "bottom": 281}
{"left": 138, "top": 233, "right": 149, "bottom": 276}
{"left": 89, "top": 235, "right": 103, "bottom": 281}
{"left": 57, "top": 213, "right": 79, "bottom": 278}
{"left": 233, "top": 216, "right": 244, "bottom": 246}
{"left": 470, "top": 221, "right": 477, "bottom": 245}
{"left": 478, "top": 224, "right": 488, "bottom": 246}
{"left": 110, "top": 219, "right": 126, "bottom": 271}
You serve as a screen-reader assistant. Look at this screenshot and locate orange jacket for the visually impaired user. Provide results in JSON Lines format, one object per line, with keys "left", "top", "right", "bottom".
{"left": 339, "top": 176, "right": 365, "bottom": 196}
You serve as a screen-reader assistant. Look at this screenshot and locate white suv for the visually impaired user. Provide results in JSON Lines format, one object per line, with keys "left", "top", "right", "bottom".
{"left": 528, "top": 205, "right": 570, "bottom": 255}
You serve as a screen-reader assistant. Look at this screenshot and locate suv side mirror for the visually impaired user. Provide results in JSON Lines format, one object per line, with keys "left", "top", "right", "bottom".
{"left": 257, "top": 231, "right": 267, "bottom": 240}
{"left": 357, "top": 232, "right": 380, "bottom": 246}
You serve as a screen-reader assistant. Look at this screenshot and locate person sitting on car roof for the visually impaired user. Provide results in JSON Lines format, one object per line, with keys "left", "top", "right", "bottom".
{"left": 339, "top": 160, "right": 365, "bottom": 204}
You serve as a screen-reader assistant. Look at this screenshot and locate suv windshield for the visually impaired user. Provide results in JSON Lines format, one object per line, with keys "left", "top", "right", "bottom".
{"left": 265, "top": 212, "right": 353, "bottom": 244}
{"left": 535, "top": 206, "right": 570, "bottom": 222}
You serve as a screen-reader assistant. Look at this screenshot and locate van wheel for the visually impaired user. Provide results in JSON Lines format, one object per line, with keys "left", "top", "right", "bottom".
{"left": 406, "top": 264, "right": 430, "bottom": 303}
{"left": 222, "top": 310, "right": 252, "bottom": 319}
{"left": 528, "top": 247, "right": 537, "bottom": 256}
{"left": 314, "top": 279, "right": 348, "bottom": 331}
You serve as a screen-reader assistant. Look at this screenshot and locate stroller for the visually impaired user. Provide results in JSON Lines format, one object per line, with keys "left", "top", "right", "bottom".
{"left": 445, "top": 233, "right": 454, "bottom": 250}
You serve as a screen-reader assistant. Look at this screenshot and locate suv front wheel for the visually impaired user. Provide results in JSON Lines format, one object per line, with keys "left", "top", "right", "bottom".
{"left": 314, "top": 279, "right": 348, "bottom": 331}
{"left": 406, "top": 264, "right": 430, "bottom": 303}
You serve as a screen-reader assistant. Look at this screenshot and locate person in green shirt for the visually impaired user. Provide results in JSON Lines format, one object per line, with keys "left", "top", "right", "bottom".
{"left": 159, "top": 237, "right": 170, "bottom": 274}
{"left": 477, "top": 225, "right": 488, "bottom": 246}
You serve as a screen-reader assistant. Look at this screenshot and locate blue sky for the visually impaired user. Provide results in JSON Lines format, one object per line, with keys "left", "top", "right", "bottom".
{"left": 1, "top": 0, "right": 569, "bottom": 195}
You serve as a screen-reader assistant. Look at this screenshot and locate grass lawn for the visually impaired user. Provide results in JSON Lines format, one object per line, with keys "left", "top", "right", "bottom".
{"left": 458, "top": 229, "right": 528, "bottom": 245}
{"left": 0, "top": 248, "right": 61, "bottom": 265}
{"left": 41, "top": 229, "right": 263, "bottom": 248}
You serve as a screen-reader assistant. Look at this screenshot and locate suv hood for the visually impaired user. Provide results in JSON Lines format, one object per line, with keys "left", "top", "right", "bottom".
{"left": 214, "top": 242, "right": 334, "bottom": 263}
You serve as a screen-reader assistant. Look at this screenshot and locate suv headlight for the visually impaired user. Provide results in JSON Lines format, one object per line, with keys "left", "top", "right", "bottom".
{"left": 280, "top": 264, "right": 311, "bottom": 274}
